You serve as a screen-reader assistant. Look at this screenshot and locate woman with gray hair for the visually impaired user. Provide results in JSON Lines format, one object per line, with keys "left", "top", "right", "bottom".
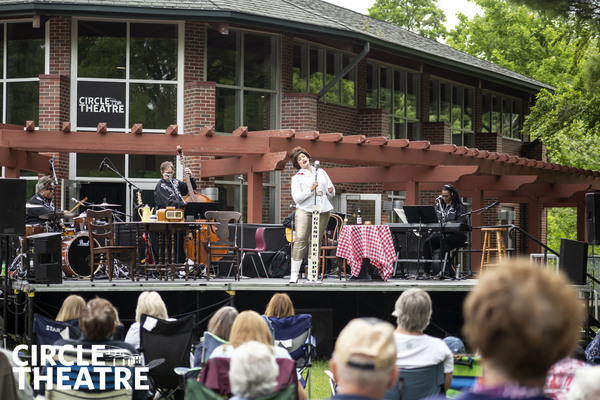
{"left": 229, "top": 341, "right": 279, "bottom": 400}
{"left": 392, "top": 288, "right": 454, "bottom": 391}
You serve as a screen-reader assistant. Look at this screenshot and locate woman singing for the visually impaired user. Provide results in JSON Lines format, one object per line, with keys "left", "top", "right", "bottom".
{"left": 289, "top": 147, "right": 335, "bottom": 283}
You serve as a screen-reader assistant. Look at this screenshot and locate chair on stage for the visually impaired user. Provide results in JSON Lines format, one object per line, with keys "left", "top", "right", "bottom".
{"left": 204, "top": 211, "right": 241, "bottom": 280}
{"left": 139, "top": 313, "right": 196, "bottom": 400}
{"left": 319, "top": 213, "right": 347, "bottom": 281}
{"left": 86, "top": 209, "right": 136, "bottom": 282}
{"left": 383, "top": 362, "right": 445, "bottom": 400}
{"left": 240, "top": 227, "right": 275, "bottom": 278}
{"left": 267, "top": 314, "right": 315, "bottom": 397}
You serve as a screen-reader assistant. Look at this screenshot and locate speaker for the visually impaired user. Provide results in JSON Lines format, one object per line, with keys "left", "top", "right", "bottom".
{"left": 0, "top": 179, "right": 26, "bottom": 236}
{"left": 559, "top": 238, "right": 588, "bottom": 285}
{"left": 586, "top": 193, "right": 600, "bottom": 245}
{"left": 297, "top": 308, "right": 333, "bottom": 358}
{"left": 27, "top": 232, "right": 62, "bottom": 284}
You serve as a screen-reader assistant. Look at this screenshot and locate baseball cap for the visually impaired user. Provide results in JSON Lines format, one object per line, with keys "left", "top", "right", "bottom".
{"left": 333, "top": 318, "right": 396, "bottom": 371}
{"left": 443, "top": 336, "right": 466, "bottom": 355}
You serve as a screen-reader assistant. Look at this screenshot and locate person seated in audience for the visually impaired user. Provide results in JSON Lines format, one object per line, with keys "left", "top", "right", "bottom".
{"left": 392, "top": 288, "right": 454, "bottom": 391}
{"left": 544, "top": 346, "right": 587, "bottom": 400}
{"left": 566, "top": 366, "right": 600, "bottom": 400}
{"left": 229, "top": 341, "right": 280, "bottom": 400}
{"left": 264, "top": 293, "right": 295, "bottom": 318}
{"left": 208, "top": 310, "right": 307, "bottom": 400}
{"left": 56, "top": 294, "right": 86, "bottom": 322}
{"left": 429, "top": 259, "right": 584, "bottom": 400}
{"left": 125, "top": 291, "right": 170, "bottom": 350}
{"left": 329, "top": 317, "right": 398, "bottom": 400}
{"left": 193, "top": 306, "right": 239, "bottom": 368}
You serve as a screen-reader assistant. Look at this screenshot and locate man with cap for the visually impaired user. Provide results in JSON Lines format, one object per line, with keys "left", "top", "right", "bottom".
{"left": 329, "top": 318, "right": 398, "bottom": 400}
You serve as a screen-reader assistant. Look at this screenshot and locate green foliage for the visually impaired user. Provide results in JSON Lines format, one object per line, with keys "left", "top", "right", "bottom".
{"left": 368, "top": 0, "right": 447, "bottom": 41}
{"left": 546, "top": 208, "right": 577, "bottom": 253}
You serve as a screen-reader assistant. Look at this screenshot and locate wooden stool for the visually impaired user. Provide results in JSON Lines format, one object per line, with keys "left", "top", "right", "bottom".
{"left": 480, "top": 227, "right": 507, "bottom": 272}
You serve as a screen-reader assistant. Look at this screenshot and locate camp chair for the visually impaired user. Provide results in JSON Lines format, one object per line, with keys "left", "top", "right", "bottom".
{"left": 268, "top": 314, "right": 315, "bottom": 397}
{"left": 186, "top": 378, "right": 296, "bottom": 400}
{"left": 383, "top": 362, "right": 445, "bottom": 400}
{"left": 33, "top": 314, "right": 73, "bottom": 346}
{"left": 198, "top": 356, "right": 297, "bottom": 398}
{"left": 139, "top": 313, "right": 195, "bottom": 400}
{"left": 44, "top": 345, "right": 139, "bottom": 399}
{"left": 194, "top": 331, "right": 229, "bottom": 368}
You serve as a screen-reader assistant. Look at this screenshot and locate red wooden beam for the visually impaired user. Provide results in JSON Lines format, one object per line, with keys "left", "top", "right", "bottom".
{"left": 456, "top": 175, "right": 538, "bottom": 191}
{"left": 327, "top": 165, "right": 478, "bottom": 183}
{"left": 200, "top": 156, "right": 261, "bottom": 177}
{"left": 0, "top": 147, "right": 51, "bottom": 174}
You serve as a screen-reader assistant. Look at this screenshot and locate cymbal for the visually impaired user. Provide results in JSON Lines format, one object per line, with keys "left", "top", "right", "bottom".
{"left": 39, "top": 211, "right": 77, "bottom": 220}
{"left": 91, "top": 202, "right": 121, "bottom": 208}
{"left": 26, "top": 204, "right": 44, "bottom": 209}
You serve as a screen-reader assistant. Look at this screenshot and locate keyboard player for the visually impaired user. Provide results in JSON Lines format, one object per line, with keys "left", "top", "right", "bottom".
{"left": 422, "top": 184, "right": 467, "bottom": 278}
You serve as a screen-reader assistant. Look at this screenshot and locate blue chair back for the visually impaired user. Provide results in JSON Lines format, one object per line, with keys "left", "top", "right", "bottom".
{"left": 33, "top": 314, "right": 70, "bottom": 345}
{"left": 193, "top": 331, "right": 229, "bottom": 368}
{"left": 268, "top": 314, "right": 313, "bottom": 361}
{"left": 383, "top": 362, "right": 445, "bottom": 400}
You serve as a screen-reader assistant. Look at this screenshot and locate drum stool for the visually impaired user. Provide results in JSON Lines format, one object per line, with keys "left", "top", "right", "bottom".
{"left": 480, "top": 227, "right": 507, "bottom": 273}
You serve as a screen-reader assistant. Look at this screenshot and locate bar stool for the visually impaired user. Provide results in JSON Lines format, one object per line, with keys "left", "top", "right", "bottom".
{"left": 480, "top": 227, "right": 507, "bottom": 273}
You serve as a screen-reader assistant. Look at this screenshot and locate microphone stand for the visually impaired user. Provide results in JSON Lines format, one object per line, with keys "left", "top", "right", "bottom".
{"left": 50, "top": 156, "right": 60, "bottom": 230}
{"left": 460, "top": 201, "right": 499, "bottom": 279}
{"left": 101, "top": 158, "right": 141, "bottom": 220}
{"left": 238, "top": 175, "right": 244, "bottom": 279}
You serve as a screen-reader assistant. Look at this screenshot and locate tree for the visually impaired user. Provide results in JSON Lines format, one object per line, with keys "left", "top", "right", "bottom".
{"left": 368, "top": 0, "right": 447, "bottom": 41}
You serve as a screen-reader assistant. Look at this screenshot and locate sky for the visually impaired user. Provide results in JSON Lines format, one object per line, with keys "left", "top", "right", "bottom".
{"left": 321, "top": 0, "right": 482, "bottom": 29}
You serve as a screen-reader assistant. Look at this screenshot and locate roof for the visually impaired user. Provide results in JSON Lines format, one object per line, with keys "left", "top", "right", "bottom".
{"left": 0, "top": 0, "right": 553, "bottom": 93}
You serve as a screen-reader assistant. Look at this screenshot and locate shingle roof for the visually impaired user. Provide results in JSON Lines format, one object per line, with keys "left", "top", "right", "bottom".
{"left": 0, "top": 0, "right": 552, "bottom": 92}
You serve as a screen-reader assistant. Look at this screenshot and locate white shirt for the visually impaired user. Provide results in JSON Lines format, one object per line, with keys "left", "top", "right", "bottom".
{"left": 393, "top": 331, "right": 454, "bottom": 373}
{"left": 291, "top": 168, "right": 335, "bottom": 213}
{"left": 209, "top": 344, "right": 292, "bottom": 360}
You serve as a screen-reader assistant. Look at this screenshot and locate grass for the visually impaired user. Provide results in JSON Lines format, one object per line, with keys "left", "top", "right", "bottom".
{"left": 305, "top": 359, "right": 333, "bottom": 399}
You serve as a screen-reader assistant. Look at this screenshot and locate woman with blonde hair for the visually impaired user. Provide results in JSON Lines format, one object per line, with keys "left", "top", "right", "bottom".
{"left": 264, "top": 293, "right": 295, "bottom": 318}
{"left": 125, "top": 291, "right": 169, "bottom": 349}
{"left": 56, "top": 294, "right": 86, "bottom": 322}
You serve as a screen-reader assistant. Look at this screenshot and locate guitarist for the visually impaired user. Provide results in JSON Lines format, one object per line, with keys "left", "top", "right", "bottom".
{"left": 289, "top": 147, "right": 335, "bottom": 283}
{"left": 154, "top": 161, "right": 196, "bottom": 209}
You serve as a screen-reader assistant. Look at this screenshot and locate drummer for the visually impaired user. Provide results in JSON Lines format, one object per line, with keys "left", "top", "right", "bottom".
{"left": 26, "top": 175, "right": 61, "bottom": 231}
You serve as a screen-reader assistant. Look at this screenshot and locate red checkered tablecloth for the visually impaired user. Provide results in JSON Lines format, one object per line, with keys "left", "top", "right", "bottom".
{"left": 336, "top": 225, "right": 396, "bottom": 281}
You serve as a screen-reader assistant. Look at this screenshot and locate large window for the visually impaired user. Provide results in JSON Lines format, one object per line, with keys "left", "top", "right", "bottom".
{"left": 0, "top": 22, "right": 45, "bottom": 125}
{"left": 367, "top": 63, "right": 419, "bottom": 140}
{"left": 76, "top": 20, "right": 179, "bottom": 132}
{"left": 429, "top": 79, "right": 474, "bottom": 147}
{"left": 481, "top": 92, "right": 522, "bottom": 140}
{"left": 293, "top": 42, "right": 356, "bottom": 107}
{"left": 207, "top": 29, "right": 278, "bottom": 132}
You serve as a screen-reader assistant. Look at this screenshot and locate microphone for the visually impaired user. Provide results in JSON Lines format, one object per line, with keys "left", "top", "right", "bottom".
{"left": 49, "top": 155, "right": 54, "bottom": 170}
{"left": 436, "top": 195, "right": 443, "bottom": 203}
{"left": 314, "top": 160, "right": 320, "bottom": 170}
{"left": 238, "top": 175, "right": 245, "bottom": 182}
{"left": 98, "top": 159, "right": 106, "bottom": 172}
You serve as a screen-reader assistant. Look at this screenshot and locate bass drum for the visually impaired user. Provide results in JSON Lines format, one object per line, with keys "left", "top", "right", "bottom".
{"left": 62, "top": 234, "right": 100, "bottom": 277}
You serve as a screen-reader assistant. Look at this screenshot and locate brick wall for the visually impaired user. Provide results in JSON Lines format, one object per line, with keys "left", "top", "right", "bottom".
{"left": 359, "top": 109, "right": 389, "bottom": 137}
{"left": 317, "top": 103, "right": 359, "bottom": 135}
{"left": 502, "top": 138, "right": 523, "bottom": 157}
{"left": 475, "top": 131, "right": 502, "bottom": 153}
{"left": 421, "top": 121, "right": 450, "bottom": 144}
{"left": 184, "top": 81, "right": 216, "bottom": 134}
{"left": 39, "top": 75, "right": 70, "bottom": 131}
{"left": 184, "top": 22, "right": 205, "bottom": 82}
{"left": 49, "top": 17, "right": 71, "bottom": 76}
{"left": 281, "top": 93, "right": 318, "bottom": 131}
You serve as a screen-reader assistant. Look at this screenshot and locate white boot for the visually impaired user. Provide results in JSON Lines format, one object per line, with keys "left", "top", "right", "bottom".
{"left": 289, "top": 260, "right": 302, "bottom": 283}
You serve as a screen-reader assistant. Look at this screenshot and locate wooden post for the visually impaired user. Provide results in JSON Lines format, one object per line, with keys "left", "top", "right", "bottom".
{"left": 247, "top": 172, "right": 263, "bottom": 223}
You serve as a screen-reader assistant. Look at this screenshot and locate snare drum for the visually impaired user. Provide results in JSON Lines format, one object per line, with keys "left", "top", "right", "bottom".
{"left": 61, "top": 234, "right": 100, "bottom": 277}
{"left": 25, "top": 224, "right": 45, "bottom": 236}
{"left": 73, "top": 212, "right": 88, "bottom": 231}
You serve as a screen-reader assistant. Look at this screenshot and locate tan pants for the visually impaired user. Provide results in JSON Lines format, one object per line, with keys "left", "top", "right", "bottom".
{"left": 292, "top": 209, "right": 330, "bottom": 261}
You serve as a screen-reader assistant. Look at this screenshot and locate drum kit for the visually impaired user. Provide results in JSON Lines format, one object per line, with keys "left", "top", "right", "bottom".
{"left": 17, "top": 201, "right": 123, "bottom": 280}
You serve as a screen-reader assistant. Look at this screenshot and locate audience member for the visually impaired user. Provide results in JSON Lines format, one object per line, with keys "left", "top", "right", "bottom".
{"left": 264, "top": 293, "right": 295, "bottom": 318}
{"left": 443, "top": 336, "right": 467, "bottom": 356}
{"left": 193, "top": 306, "right": 239, "bottom": 368}
{"left": 56, "top": 295, "right": 86, "bottom": 322}
{"left": 329, "top": 317, "right": 398, "bottom": 400}
{"left": 544, "top": 354, "right": 587, "bottom": 400}
{"left": 392, "top": 288, "right": 454, "bottom": 391}
{"left": 566, "top": 366, "right": 600, "bottom": 400}
{"left": 229, "top": 341, "right": 279, "bottom": 400}
{"left": 125, "top": 291, "right": 169, "bottom": 350}
{"left": 431, "top": 259, "right": 584, "bottom": 400}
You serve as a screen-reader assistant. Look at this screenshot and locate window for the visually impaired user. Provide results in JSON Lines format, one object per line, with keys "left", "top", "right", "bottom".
{"left": 481, "top": 92, "right": 522, "bottom": 139}
{"left": 367, "top": 63, "right": 419, "bottom": 140}
{"left": 0, "top": 22, "right": 45, "bottom": 125}
{"left": 208, "top": 29, "right": 278, "bottom": 132}
{"left": 293, "top": 42, "right": 356, "bottom": 107}
{"left": 430, "top": 79, "right": 474, "bottom": 147}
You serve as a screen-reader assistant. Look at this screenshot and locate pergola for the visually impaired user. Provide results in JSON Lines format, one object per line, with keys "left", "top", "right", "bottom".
{"left": 2, "top": 123, "right": 598, "bottom": 251}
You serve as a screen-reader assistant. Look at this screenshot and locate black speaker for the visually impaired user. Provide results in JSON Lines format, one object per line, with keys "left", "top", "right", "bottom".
{"left": 559, "top": 238, "right": 588, "bottom": 285}
{"left": 26, "top": 232, "right": 62, "bottom": 284}
{"left": 586, "top": 193, "right": 600, "bottom": 245}
{"left": 0, "top": 179, "right": 26, "bottom": 236}
{"left": 297, "top": 308, "right": 333, "bottom": 358}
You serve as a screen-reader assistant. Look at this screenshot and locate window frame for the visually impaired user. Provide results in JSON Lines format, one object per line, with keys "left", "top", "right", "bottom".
{"left": 429, "top": 78, "right": 475, "bottom": 147}
{"left": 481, "top": 90, "right": 522, "bottom": 140}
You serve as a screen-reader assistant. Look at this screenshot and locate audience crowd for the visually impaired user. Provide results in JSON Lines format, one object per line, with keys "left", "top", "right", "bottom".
{"left": 20, "top": 258, "right": 599, "bottom": 400}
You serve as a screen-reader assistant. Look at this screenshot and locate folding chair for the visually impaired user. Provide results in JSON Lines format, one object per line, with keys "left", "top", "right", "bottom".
{"left": 199, "top": 356, "right": 297, "bottom": 398}
{"left": 239, "top": 227, "right": 275, "bottom": 278}
{"left": 186, "top": 378, "right": 296, "bottom": 400}
{"left": 33, "top": 314, "right": 73, "bottom": 346}
{"left": 383, "top": 362, "right": 445, "bottom": 400}
{"left": 204, "top": 211, "right": 241, "bottom": 280}
{"left": 194, "top": 331, "right": 229, "bottom": 368}
{"left": 139, "top": 313, "right": 195, "bottom": 400}
{"left": 268, "top": 314, "right": 315, "bottom": 398}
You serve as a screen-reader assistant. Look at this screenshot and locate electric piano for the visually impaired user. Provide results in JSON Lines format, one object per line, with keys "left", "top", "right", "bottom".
{"left": 387, "top": 222, "right": 468, "bottom": 233}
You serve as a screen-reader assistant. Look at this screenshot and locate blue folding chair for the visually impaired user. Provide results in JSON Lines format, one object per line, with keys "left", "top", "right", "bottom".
{"left": 193, "top": 331, "right": 229, "bottom": 368}
{"left": 33, "top": 314, "right": 81, "bottom": 346}
{"left": 268, "top": 314, "right": 315, "bottom": 398}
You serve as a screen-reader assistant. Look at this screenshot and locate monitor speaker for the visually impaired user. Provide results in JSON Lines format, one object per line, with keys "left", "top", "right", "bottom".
{"left": 296, "top": 308, "right": 333, "bottom": 358}
{"left": 559, "top": 238, "right": 588, "bottom": 285}
{"left": 27, "top": 232, "right": 62, "bottom": 284}
{"left": 586, "top": 193, "right": 600, "bottom": 245}
{"left": 0, "top": 179, "right": 26, "bottom": 236}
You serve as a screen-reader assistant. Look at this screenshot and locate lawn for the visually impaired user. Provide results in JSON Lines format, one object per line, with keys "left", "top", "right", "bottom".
{"left": 305, "top": 359, "right": 333, "bottom": 399}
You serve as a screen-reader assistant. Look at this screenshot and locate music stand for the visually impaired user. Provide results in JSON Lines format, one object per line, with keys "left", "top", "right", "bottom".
{"left": 403, "top": 205, "right": 438, "bottom": 224}
{"left": 184, "top": 202, "right": 219, "bottom": 220}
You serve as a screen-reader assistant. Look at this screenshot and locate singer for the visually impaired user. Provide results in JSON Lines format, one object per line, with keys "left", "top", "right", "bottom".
{"left": 153, "top": 161, "right": 196, "bottom": 209}
{"left": 288, "top": 147, "right": 335, "bottom": 283}
{"left": 421, "top": 184, "right": 467, "bottom": 279}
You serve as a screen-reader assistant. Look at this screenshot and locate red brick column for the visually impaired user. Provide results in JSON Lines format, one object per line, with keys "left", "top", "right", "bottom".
{"left": 359, "top": 109, "right": 389, "bottom": 138}
{"left": 184, "top": 81, "right": 216, "bottom": 134}
{"left": 281, "top": 93, "right": 318, "bottom": 131}
{"left": 184, "top": 22, "right": 205, "bottom": 82}
{"left": 421, "top": 121, "right": 450, "bottom": 145}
